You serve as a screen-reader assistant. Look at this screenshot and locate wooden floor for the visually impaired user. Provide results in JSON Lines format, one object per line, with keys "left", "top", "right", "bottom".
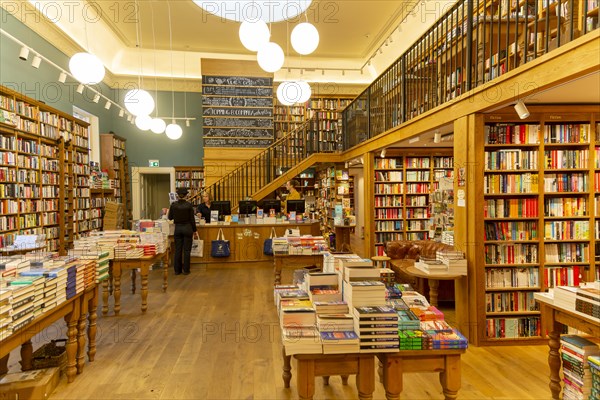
{"left": 6, "top": 260, "right": 553, "bottom": 399}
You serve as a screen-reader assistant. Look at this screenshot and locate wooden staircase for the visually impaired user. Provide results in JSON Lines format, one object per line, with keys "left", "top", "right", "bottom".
{"left": 194, "top": 119, "right": 341, "bottom": 211}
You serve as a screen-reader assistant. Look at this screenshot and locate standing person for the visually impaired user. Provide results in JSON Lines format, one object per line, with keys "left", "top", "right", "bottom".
{"left": 283, "top": 180, "right": 302, "bottom": 212}
{"left": 196, "top": 191, "right": 212, "bottom": 222}
{"left": 168, "top": 187, "right": 197, "bottom": 275}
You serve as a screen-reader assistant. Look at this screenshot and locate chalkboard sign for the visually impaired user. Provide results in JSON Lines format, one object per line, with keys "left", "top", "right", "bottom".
{"left": 203, "top": 85, "right": 273, "bottom": 97}
{"left": 204, "top": 138, "right": 272, "bottom": 148}
{"left": 204, "top": 117, "right": 273, "bottom": 128}
{"left": 203, "top": 76, "right": 273, "bottom": 87}
{"left": 204, "top": 128, "right": 274, "bottom": 138}
{"left": 202, "top": 97, "right": 273, "bottom": 107}
{"left": 203, "top": 74, "right": 274, "bottom": 148}
{"left": 203, "top": 107, "right": 273, "bottom": 117}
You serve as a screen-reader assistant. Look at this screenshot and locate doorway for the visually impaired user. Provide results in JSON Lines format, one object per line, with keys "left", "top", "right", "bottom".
{"left": 131, "top": 167, "right": 175, "bottom": 220}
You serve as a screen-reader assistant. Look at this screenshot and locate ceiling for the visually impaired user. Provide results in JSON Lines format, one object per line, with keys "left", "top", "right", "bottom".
{"left": 10, "top": 0, "right": 430, "bottom": 87}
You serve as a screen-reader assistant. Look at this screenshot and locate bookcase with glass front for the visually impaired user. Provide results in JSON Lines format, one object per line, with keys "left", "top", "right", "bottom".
{"left": 478, "top": 107, "right": 598, "bottom": 345}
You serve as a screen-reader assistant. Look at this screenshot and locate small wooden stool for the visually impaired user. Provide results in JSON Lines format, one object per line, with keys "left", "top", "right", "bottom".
{"left": 371, "top": 255, "right": 390, "bottom": 269}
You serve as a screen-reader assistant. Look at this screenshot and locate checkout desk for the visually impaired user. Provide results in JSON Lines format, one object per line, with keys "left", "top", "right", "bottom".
{"left": 191, "top": 221, "right": 320, "bottom": 263}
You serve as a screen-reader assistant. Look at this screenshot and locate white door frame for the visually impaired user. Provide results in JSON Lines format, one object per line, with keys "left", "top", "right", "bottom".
{"left": 131, "top": 167, "right": 175, "bottom": 220}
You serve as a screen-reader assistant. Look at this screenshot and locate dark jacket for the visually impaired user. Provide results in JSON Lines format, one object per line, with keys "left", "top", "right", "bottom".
{"left": 168, "top": 199, "right": 197, "bottom": 232}
{"left": 197, "top": 203, "right": 211, "bottom": 221}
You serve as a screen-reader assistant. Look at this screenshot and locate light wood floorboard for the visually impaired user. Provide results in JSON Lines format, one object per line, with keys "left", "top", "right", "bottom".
{"left": 4, "top": 261, "right": 553, "bottom": 399}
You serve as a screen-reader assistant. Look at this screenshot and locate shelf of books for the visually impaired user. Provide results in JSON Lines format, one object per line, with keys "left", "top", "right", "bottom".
{"left": 174, "top": 166, "right": 205, "bottom": 199}
{"left": 316, "top": 165, "right": 336, "bottom": 233}
{"left": 476, "top": 107, "right": 599, "bottom": 345}
{"left": 596, "top": 122, "right": 600, "bottom": 279}
{"left": 315, "top": 164, "right": 354, "bottom": 233}
{"left": 0, "top": 85, "right": 90, "bottom": 253}
{"left": 372, "top": 150, "right": 454, "bottom": 256}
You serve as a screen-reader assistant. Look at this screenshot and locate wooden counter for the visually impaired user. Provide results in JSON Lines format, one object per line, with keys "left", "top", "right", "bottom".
{"left": 192, "top": 221, "right": 320, "bottom": 263}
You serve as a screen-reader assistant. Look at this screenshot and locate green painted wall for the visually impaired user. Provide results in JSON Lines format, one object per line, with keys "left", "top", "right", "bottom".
{"left": 0, "top": 8, "right": 203, "bottom": 167}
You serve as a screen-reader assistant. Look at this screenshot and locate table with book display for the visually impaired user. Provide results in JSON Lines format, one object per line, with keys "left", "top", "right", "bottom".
{"left": 534, "top": 284, "right": 600, "bottom": 399}
{"left": 275, "top": 254, "right": 468, "bottom": 400}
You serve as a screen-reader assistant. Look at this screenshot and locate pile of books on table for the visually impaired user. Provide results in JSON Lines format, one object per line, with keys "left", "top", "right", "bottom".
{"left": 353, "top": 306, "right": 399, "bottom": 353}
{"left": 560, "top": 335, "right": 599, "bottom": 400}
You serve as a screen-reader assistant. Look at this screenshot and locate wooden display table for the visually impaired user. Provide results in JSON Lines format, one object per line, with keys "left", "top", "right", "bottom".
{"left": 282, "top": 349, "right": 375, "bottom": 400}
{"left": 377, "top": 349, "right": 465, "bottom": 400}
{"left": 77, "top": 285, "right": 99, "bottom": 374}
{"left": 535, "top": 292, "right": 600, "bottom": 399}
{"left": 403, "top": 265, "right": 463, "bottom": 308}
{"left": 0, "top": 245, "right": 45, "bottom": 255}
{"left": 273, "top": 254, "right": 325, "bottom": 285}
{"left": 193, "top": 221, "right": 320, "bottom": 264}
{"left": 334, "top": 225, "right": 355, "bottom": 252}
{"left": 108, "top": 252, "right": 169, "bottom": 315}
{"left": 0, "top": 287, "right": 97, "bottom": 383}
{"left": 281, "top": 347, "right": 466, "bottom": 400}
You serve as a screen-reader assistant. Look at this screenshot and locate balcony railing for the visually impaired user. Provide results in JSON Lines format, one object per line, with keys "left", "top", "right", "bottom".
{"left": 343, "top": 0, "right": 598, "bottom": 148}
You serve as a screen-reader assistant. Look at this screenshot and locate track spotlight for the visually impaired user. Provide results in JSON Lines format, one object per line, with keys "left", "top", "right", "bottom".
{"left": 58, "top": 71, "right": 67, "bottom": 83}
{"left": 514, "top": 100, "right": 530, "bottom": 119}
{"left": 379, "top": 48, "right": 383, "bottom": 55}
{"left": 434, "top": 132, "right": 441, "bottom": 143}
{"left": 322, "top": 69, "right": 325, "bottom": 75}
{"left": 127, "top": 114, "right": 132, "bottom": 122}
{"left": 119, "top": 109, "right": 125, "bottom": 117}
{"left": 31, "top": 55, "right": 41, "bottom": 68}
{"left": 104, "top": 101, "right": 111, "bottom": 110}
{"left": 185, "top": 120, "right": 191, "bottom": 127}
{"left": 19, "top": 46, "right": 29, "bottom": 60}
{"left": 93, "top": 93, "right": 100, "bottom": 103}
{"left": 380, "top": 148, "right": 387, "bottom": 158}
{"left": 76, "top": 84, "right": 84, "bottom": 94}
{"left": 360, "top": 68, "right": 364, "bottom": 75}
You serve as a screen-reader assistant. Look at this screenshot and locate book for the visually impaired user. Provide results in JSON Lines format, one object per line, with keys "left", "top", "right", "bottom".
{"left": 353, "top": 305, "right": 397, "bottom": 318}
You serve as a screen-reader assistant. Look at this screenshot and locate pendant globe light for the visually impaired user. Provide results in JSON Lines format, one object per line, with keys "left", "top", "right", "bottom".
{"left": 69, "top": 52, "right": 105, "bottom": 84}
{"left": 192, "top": 0, "right": 312, "bottom": 23}
{"left": 276, "top": 81, "right": 300, "bottom": 105}
{"left": 297, "top": 80, "right": 311, "bottom": 103}
{"left": 135, "top": 115, "right": 153, "bottom": 131}
{"left": 239, "top": 20, "right": 270, "bottom": 52}
{"left": 150, "top": 118, "right": 166, "bottom": 134}
{"left": 291, "top": 22, "right": 319, "bottom": 55}
{"left": 257, "top": 41, "right": 284, "bottom": 73}
{"left": 165, "top": 2, "right": 183, "bottom": 140}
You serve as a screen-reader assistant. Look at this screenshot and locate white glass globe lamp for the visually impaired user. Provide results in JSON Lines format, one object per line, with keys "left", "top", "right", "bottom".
{"left": 134, "top": 115, "right": 153, "bottom": 131}
{"left": 277, "top": 81, "right": 301, "bottom": 105}
{"left": 124, "top": 89, "right": 155, "bottom": 117}
{"left": 257, "top": 42, "right": 284, "bottom": 73}
{"left": 239, "top": 20, "right": 270, "bottom": 52}
{"left": 165, "top": 123, "right": 183, "bottom": 140}
{"left": 69, "top": 52, "right": 105, "bottom": 84}
{"left": 150, "top": 118, "right": 166, "bottom": 134}
{"left": 297, "top": 80, "right": 312, "bottom": 103}
{"left": 291, "top": 22, "right": 319, "bottom": 55}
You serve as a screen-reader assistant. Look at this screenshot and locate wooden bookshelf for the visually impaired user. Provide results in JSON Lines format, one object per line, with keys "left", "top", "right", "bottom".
{"left": 0, "top": 85, "right": 90, "bottom": 254}
{"left": 470, "top": 106, "right": 599, "bottom": 345}
{"left": 174, "top": 166, "right": 205, "bottom": 199}
{"left": 371, "top": 150, "right": 454, "bottom": 256}
{"left": 100, "top": 132, "right": 130, "bottom": 227}
{"left": 315, "top": 163, "right": 354, "bottom": 234}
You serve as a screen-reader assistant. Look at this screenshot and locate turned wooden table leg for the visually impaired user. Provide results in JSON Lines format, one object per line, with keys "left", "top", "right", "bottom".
{"left": 296, "top": 358, "right": 315, "bottom": 400}
{"left": 114, "top": 265, "right": 122, "bottom": 316}
{"left": 548, "top": 327, "right": 562, "bottom": 399}
{"left": 141, "top": 267, "right": 149, "bottom": 313}
{"left": 65, "top": 301, "right": 80, "bottom": 383}
{"left": 76, "top": 298, "right": 88, "bottom": 374}
{"left": 380, "top": 355, "right": 402, "bottom": 400}
{"left": 20, "top": 340, "right": 33, "bottom": 371}
{"left": 356, "top": 355, "right": 375, "bottom": 400}
{"left": 282, "top": 346, "right": 292, "bottom": 388}
{"left": 439, "top": 355, "right": 461, "bottom": 400}
{"left": 102, "top": 279, "right": 109, "bottom": 315}
{"left": 162, "top": 254, "right": 168, "bottom": 292}
{"left": 274, "top": 259, "right": 282, "bottom": 285}
{"left": 87, "top": 290, "right": 98, "bottom": 362}
{"left": 428, "top": 278, "right": 440, "bottom": 307}
{"left": 131, "top": 269, "right": 136, "bottom": 294}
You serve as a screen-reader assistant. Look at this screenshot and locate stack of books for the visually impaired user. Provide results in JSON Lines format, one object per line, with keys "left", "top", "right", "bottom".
{"left": 415, "top": 257, "right": 448, "bottom": 274}
{"left": 398, "top": 330, "right": 429, "bottom": 350}
{"left": 343, "top": 281, "right": 387, "bottom": 309}
{"left": 589, "top": 355, "right": 600, "bottom": 400}
{"left": 317, "top": 313, "right": 354, "bottom": 332}
{"left": 559, "top": 335, "right": 599, "bottom": 400}
{"left": 320, "top": 330, "right": 360, "bottom": 354}
{"left": 6, "top": 282, "right": 35, "bottom": 333}
{"left": 437, "top": 249, "right": 467, "bottom": 275}
{"left": 0, "top": 289, "right": 12, "bottom": 340}
{"left": 42, "top": 276, "right": 58, "bottom": 312}
{"left": 574, "top": 285, "right": 600, "bottom": 320}
{"left": 400, "top": 291, "right": 431, "bottom": 309}
{"left": 427, "top": 329, "right": 468, "bottom": 349}
{"left": 281, "top": 326, "right": 321, "bottom": 355}
{"left": 306, "top": 272, "right": 341, "bottom": 303}
{"left": 353, "top": 306, "right": 399, "bottom": 353}
{"left": 397, "top": 309, "right": 421, "bottom": 330}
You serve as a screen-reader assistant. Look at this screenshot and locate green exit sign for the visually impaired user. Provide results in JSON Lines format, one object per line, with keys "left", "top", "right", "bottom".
{"left": 149, "top": 160, "right": 159, "bottom": 167}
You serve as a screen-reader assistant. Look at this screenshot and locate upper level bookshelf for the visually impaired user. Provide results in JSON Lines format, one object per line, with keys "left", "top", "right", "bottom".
{"left": 475, "top": 107, "right": 599, "bottom": 345}
{"left": 0, "top": 85, "right": 90, "bottom": 253}
{"left": 100, "top": 133, "right": 126, "bottom": 204}
{"left": 372, "top": 150, "right": 454, "bottom": 256}
{"left": 175, "top": 166, "right": 205, "bottom": 199}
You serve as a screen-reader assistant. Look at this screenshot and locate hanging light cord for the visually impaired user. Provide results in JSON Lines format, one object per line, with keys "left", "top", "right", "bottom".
{"left": 134, "top": 0, "right": 143, "bottom": 88}
{"left": 151, "top": 1, "right": 158, "bottom": 117}
{"left": 168, "top": 2, "right": 175, "bottom": 120}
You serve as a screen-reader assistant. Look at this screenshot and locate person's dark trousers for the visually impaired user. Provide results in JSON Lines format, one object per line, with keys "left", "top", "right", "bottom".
{"left": 173, "top": 224, "right": 193, "bottom": 274}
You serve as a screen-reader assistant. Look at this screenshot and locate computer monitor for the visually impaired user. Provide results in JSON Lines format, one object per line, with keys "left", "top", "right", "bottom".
{"left": 261, "top": 199, "right": 281, "bottom": 215}
{"left": 211, "top": 200, "right": 231, "bottom": 221}
{"left": 238, "top": 200, "right": 258, "bottom": 216}
{"left": 286, "top": 199, "right": 305, "bottom": 214}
